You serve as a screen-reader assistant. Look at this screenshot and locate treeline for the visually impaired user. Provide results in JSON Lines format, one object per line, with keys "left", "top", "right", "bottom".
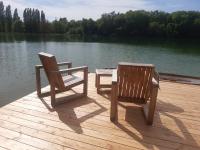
{"left": 0, "top": 1, "right": 200, "bottom": 38}
{"left": 0, "top": 1, "right": 48, "bottom": 33}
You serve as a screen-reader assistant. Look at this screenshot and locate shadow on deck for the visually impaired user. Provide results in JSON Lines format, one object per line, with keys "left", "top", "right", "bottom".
{"left": 0, "top": 73, "right": 199, "bottom": 150}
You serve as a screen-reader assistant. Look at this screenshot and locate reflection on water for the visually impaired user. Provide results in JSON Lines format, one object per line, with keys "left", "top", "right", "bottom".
{"left": 0, "top": 34, "right": 200, "bottom": 106}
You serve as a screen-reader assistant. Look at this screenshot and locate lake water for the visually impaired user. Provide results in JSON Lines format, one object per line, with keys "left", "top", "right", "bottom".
{"left": 0, "top": 35, "right": 200, "bottom": 106}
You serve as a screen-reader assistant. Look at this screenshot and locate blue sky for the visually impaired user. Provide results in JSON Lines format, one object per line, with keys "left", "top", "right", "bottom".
{"left": 3, "top": 0, "right": 200, "bottom": 21}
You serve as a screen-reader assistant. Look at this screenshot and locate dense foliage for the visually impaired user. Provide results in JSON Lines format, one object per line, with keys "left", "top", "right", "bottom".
{"left": 0, "top": 1, "right": 200, "bottom": 38}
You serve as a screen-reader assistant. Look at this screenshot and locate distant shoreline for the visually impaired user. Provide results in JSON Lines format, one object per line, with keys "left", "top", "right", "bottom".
{"left": 1, "top": 32, "right": 200, "bottom": 41}
{"left": 1, "top": 0, "right": 200, "bottom": 38}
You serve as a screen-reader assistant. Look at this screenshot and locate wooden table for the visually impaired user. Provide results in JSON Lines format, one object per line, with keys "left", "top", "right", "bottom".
{"left": 95, "top": 69, "right": 114, "bottom": 93}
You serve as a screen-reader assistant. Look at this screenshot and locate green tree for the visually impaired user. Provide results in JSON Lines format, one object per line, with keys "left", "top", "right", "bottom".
{"left": 12, "top": 8, "right": 24, "bottom": 32}
{"left": 124, "top": 10, "right": 149, "bottom": 36}
{"left": 23, "top": 8, "right": 41, "bottom": 33}
{"left": 5, "top": 5, "right": 12, "bottom": 32}
{"left": 149, "top": 22, "right": 166, "bottom": 37}
{"left": 97, "top": 11, "right": 117, "bottom": 36}
{"left": 82, "top": 18, "right": 96, "bottom": 35}
{"left": 13, "top": 20, "right": 24, "bottom": 32}
{"left": 192, "top": 18, "right": 200, "bottom": 37}
{"left": 23, "top": 8, "right": 30, "bottom": 32}
{"left": 113, "top": 13, "right": 126, "bottom": 36}
{"left": 41, "top": 11, "right": 45, "bottom": 23}
{"left": 150, "top": 11, "right": 169, "bottom": 24}
{"left": 0, "top": 1, "right": 5, "bottom": 32}
{"left": 52, "top": 20, "right": 66, "bottom": 33}
{"left": 166, "top": 23, "right": 178, "bottom": 37}
{"left": 40, "top": 10, "right": 48, "bottom": 33}
{"left": 13, "top": 8, "right": 19, "bottom": 22}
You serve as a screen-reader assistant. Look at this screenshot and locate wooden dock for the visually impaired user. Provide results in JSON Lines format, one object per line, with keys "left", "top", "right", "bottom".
{"left": 0, "top": 73, "right": 200, "bottom": 150}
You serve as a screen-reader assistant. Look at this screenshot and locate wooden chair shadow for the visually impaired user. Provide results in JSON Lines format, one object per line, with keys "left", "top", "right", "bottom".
{"left": 157, "top": 100, "right": 199, "bottom": 147}
{"left": 113, "top": 99, "right": 199, "bottom": 149}
{"left": 40, "top": 95, "right": 107, "bottom": 134}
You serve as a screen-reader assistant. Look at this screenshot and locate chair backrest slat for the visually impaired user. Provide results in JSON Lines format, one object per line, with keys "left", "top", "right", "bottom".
{"left": 38, "top": 52, "right": 65, "bottom": 90}
{"left": 117, "top": 62, "right": 154, "bottom": 102}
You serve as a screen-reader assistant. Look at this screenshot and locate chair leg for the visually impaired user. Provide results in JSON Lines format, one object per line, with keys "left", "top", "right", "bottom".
{"left": 110, "top": 83, "right": 118, "bottom": 122}
{"left": 83, "top": 81, "right": 88, "bottom": 96}
{"left": 83, "top": 68, "right": 88, "bottom": 96}
{"left": 143, "top": 86, "right": 158, "bottom": 125}
{"left": 96, "top": 75, "right": 100, "bottom": 94}
{"left": 50, "top": 84, "right": 56, "bottom": 107}
{"left": 35, "top": 66, "right": 41, "bottom": 97}
{"left": 95, "top": 74, "right": 97, "bottom": 88}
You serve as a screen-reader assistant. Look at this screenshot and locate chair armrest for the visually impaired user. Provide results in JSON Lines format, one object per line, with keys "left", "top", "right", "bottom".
{"left": 35, "top": 65, "right": 43, "bottom": 69}
{"left": 153, "top": 70, "right": 159, "bottom": 83}
{"left": 112, "top": 69, "right": 117, "bottom": 84}
{"left": 152, "top": 78, "right": 159, "bottom": 88}
{"left": 35, "top": 62, "right": 72, "bottom": 70}
{"left": 57, "top": 66, "right": 88, "bottom": 74}
{"left": 57, "top": 62, "right": 72, "bottom": 67}
{"left": 152, "top": 70, "right": 159, "bottom": 89}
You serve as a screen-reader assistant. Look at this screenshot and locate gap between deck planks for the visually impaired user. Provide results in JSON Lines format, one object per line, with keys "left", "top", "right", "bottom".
{"left": 0, "top": 73, "right": 200, "bottom": 150}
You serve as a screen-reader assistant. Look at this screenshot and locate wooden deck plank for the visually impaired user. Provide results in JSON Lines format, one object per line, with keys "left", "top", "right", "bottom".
{"left": 0, "top": 106, "right": 199, "bottom": 149}
{"left": 0, "top": 73, "right": 200, "bottom": 150}
{"left": 0, "top": 146, "right": 9, "bottom": 150}
{"left": 0, "top": 111, "right": 171, "bottom": 150}
{"left": 0, "top": 120, "right": 107, "bottom": 150}
{"left": 0, "top": 127, "right": 73, "bottom": 150}
{"left": 0, "top": 135, "right": 41, "bottom": 150}
{"left": 15, "top": 97, "right": 200, "bottom": 123}
{"left": 16, "top": 97, "right": 200, "bottom": 126}
{"left": 0, "top": 117, "right": 138, "bottom": 150}
{"left": 7, "top": 98, "right": 200, "bottom": 137}
{"left": 3, "top": 101, "right": 200, "bottom": 140}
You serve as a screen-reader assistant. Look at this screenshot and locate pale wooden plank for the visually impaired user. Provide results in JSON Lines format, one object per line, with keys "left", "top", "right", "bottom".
{"left": 5, "top": 99, "right": 199, "bottom": 142}
{"left": 0, "top": 112, "right": 171, "bottom": 150}
{"left": 8, "top": 101, "right": 200, "bottom": 135}
{"left": 0, "top": 136, "right": 40, "bottom": 150}
{"left": 0, "top": 127, "right": 72, "bottom": 150}
{"left": 1, "top": 104, "right": 200, "bottom": 149}
{"left": 0, "top": 73, "right": 200, "bottom": 150}
{"left": 0, "top": 119, "right": 139, "bottom": 150}
{"left": 6, "top": 101, "right": 200, "bottom": 128}
{"left": 11, "top": 98, "right": 198, "bottom": 130}
{"left": 5, "top": 102, "right": 199, "bottom": 143}
{"left": 16, "top": 97, "right": 200, "bottom": 119}
{"left": 0, "top": 146, "right": 9, "bottom": 150}
{"left": 0, "top": 120, "right": 106, "bottom": 150}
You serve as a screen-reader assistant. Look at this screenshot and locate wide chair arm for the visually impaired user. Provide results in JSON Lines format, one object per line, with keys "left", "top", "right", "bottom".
{"left": 49, "top": 66, "right": 88, "bottom": 82}
{"left": 152, "top": 78, "right": 159, "bottom": 88}
{"left": 152, "top": 70, "right": 160, "bottom": 89}
{"left": 57, "top": 62, "right": 72, "bottom": 67}
{"left": 35, "top": 61, "right": 72, "bottom": 69}
{"left": 58, "top": 66, "right": 88, "bottom": 74}
{"left": 153, "top": 70, "right": 159, "bottom": 82}
{"left": 57, "top": 62, "right": 72, "bottom": 71}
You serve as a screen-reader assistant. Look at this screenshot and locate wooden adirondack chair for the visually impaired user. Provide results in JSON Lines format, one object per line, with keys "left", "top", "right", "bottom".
{"left": 110, "top": 62, "right": 159, "bottom": 125}
{"left": 35, "top": 52, "right": 88, "bottom": 107}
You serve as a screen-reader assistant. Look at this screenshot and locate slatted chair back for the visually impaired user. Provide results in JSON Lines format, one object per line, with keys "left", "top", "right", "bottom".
{"left": 38, "top": 52, "right": 65, "bottom": 90}
{"left": 117, "top": 62, "right": 155, "bottom": 103}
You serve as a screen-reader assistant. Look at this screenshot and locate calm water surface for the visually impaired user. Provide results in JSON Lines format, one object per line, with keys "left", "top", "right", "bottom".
{"left": 0, "top": 37, "right": 200, "bottom": 106}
